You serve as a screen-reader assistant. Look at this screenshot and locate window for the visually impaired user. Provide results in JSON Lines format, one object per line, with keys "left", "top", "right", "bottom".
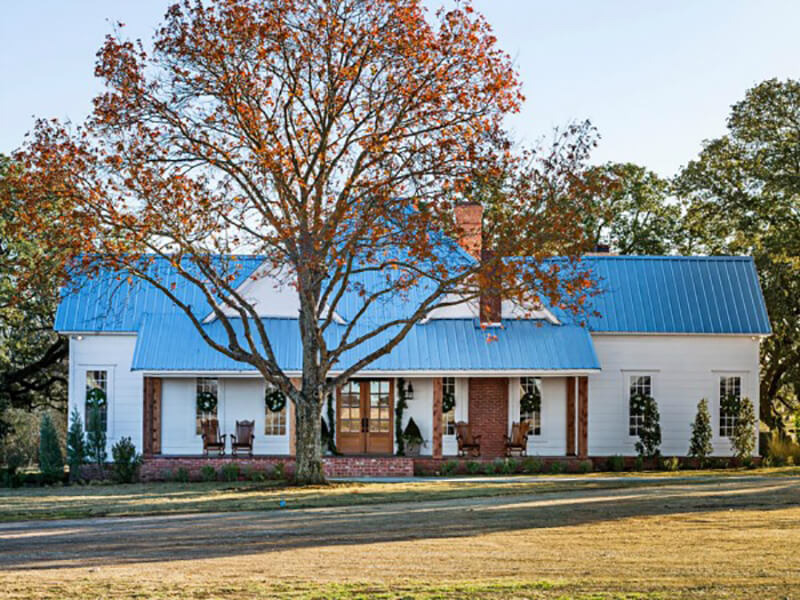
{"left": 339, "top": 381, "right": 362, "bottom": 433}
{"left": 85, "top": 370, "right": 108, "bottom": 432}
{"left": 719, "top": 375, "right": 742, "bottom": 437}
{"left": 196, "top": 377, "right": 218, "bottom": 434}
{"left": 628, "top": 375, "right": 652, "bottom": 436}
{"left": 264, "top": 398, "right": 287, "bottom": 436}
{"left": 520, "top": 377, "right": 542, "bottom": 436}
{"left": 442, "top": 377, "right": 456, "bottom": 435}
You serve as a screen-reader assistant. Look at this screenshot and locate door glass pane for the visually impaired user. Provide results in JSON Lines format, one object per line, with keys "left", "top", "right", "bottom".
{"left": 341, "top": 381, "right": 361, "bottom": 433}
{"left": 369, "top": 380, "right": 390, "bottom": 432}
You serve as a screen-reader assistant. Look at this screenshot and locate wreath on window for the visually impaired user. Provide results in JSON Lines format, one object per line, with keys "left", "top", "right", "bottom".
{"left": 86, "top": 387, "right": 107, "bottom": 408}
{"left": 442, "top": 390, "right": 456, "bottom": 413}
{"left": 520, "top": 389, "right": 541, "bottom": 414}
{"left": 196, "top": 390, "right": 217, "bottom": 414}
{"left": 265, "top": 387, "right": 287, "bottom": 413}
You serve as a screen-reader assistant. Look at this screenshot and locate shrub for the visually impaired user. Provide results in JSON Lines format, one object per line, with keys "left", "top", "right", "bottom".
{"left": 549, "top": 461, "right": 565, "bottom": 475}
{"left": 634, "top": 455, "right": 644, "bottom": 471}
{"left": 441, "top": 460, "right": 459, "bottom": 476}
{"left": 767, "top": 434, "right": 800, "bottom": 466}
{"left": 111, "top": 437, "right": 142, "bottom": 483}
{"left": 221, "top": 463, "right": 240, "bottom": 482}
{"left": 578, "top": 460, "right": 592, "bottom": 474}
{"left": 272, "top": 462, "right": 286, "bottom": 481}
{"left": 522, "top": 457, "right": 543, "bottom": 474}
{"left": 607, "top": 455, "right": 624, "bottom": 472}
{"left": 246, "top": 466, "right": 268, "bottom": 482}
{"left": 662, "top": 456, "right": 680, "bottom": 472}
{"left": 173, "top": 467, "right": 190, "bottom": 483}
{"left": 483, "top": 461, "right": 497, "bottom": 475}
{"left": 39, "top": 413, "right": 65, "bottom": 483}
{"left": 502, "top": 459, "right": 518, "bottom": 475}
{"left": 731, "top": 398, "right": 757, "bottom": 461}
{"left": 66, "top": 407, "right": 86, "bottom": 482}
{"left": 86, "top": 403, "right": 107, "bottom": 476}
{"left": 631, "top": 394, "right": 661, "bottom": 459}
{"left": 466, "top": 461, "right": 481, "bottom": 475}
{"left": 200, "top": 465, "right": 217, "bottom": 481}
{"left": 689, "top": 398, "right": 714, "bottom": 465}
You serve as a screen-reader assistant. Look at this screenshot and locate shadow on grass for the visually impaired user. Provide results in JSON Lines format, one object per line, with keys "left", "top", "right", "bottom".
{"left": 0, "top": 478, "right": 798, "bottom": 570}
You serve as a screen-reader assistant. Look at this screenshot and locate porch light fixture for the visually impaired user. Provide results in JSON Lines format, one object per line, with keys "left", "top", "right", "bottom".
{"left": 406, "top": 382, "right": 414, "bottom": 401}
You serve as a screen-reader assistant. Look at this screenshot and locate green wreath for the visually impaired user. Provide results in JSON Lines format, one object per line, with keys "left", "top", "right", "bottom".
{"left": 520, "top": 390, "right": 541, "bottom": 414}
{"left": 265, "top": 387, "right": 287, "bottom": 413}
{"left": 196, "top": 390, "right": 217, "bottom": 413}
{"left": 86, "top": 387, "right": 107, "bottom": 408}
{"left": 442, "top": 391, "right": 456, "bottom": 413}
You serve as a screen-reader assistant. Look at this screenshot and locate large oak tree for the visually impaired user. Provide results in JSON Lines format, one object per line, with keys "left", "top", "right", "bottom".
{"left": 6, "top": 0, "right": 599, "bottom": 482}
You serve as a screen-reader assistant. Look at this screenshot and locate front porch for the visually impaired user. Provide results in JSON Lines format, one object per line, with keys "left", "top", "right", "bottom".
{"left": 140, "top": 374, "right": 592, "bottom": 476}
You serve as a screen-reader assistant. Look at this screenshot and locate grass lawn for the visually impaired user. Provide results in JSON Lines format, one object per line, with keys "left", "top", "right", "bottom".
{"left": 1, "top": 472, "right": 799, "bottom": 599}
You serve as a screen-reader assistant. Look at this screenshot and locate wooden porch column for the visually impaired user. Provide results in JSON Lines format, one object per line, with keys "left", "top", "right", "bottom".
{"left": 577, "top": 376, "right": 589, "bottom": 458}
{"left": 432, "top": 377, "right": 443, "bottom": 459}
{"left": 565, "top": 376, "right": 576, "bottom": 456}
{"left": 142, "top": 377, "right": 162, "bottom": 457}
{"left": 289, "top": 378, "right": 301, "bottom": 456}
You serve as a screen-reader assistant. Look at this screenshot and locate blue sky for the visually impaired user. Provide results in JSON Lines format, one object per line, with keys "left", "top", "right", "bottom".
{"left": 1, "top": 0, "right": 798, "bottom": 176}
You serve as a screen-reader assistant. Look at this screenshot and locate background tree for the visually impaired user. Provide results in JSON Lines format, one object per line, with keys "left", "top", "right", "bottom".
{"left": 583, "top": 162, "right": 681, "bottom": 254}
{"left": 676, "top": 78, "right": 800, "bottom": 432}
{"left": 5, "top": 0, "right": 602, "bottom": 483}
{"left": 689, "top": 398, "right": 713, "bottom": 465}
{"left": 0, "top": 155, "right": 68, "bottom": 442}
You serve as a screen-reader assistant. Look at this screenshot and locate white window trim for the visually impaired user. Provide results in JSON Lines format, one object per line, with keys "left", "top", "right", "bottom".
{"left": 622, "top": 370, "right": 658, "bottom": 440}
{"left": 195, "top": 377, "right": 221, "bottom": 437}
{"left": 508, "top": 377, "right": 547, "bottom": 446}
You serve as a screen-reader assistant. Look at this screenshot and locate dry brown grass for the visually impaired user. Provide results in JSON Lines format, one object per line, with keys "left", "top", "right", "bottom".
{"left": 1, "top": 477, "right": 799, "bottom": 599}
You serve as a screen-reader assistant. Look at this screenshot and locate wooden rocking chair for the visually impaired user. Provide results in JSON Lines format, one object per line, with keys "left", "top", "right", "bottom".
{"left": 455, "top": 421, "right": 481, "bottom": 457}
{"left": 231, "top": 420, "right": 255, "bottom": 457}
{"left": 505, "top": 421, "right": 531, "bottom": 457}
{"left": 201, "top": 418, "right": 226, "bottom": 456}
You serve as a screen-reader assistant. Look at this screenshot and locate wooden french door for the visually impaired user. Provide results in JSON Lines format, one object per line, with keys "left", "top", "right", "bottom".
{"left": 336, "top": 380, "right": 394, "bottom": 454}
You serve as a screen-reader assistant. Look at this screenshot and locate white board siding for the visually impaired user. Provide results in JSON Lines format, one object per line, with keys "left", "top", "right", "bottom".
{"left": 161, "top": 377, "right": 290, "bottom": 455}
{"left": 397, "top": 378, "right": 434, "bottom": 456}
{"left": 69, "top": 335, "right": 142, "bottom": 456}
{"left": 508, "top": 377, "right": 568, "bottom": 456}
{"left": 588, "top": 335, "right": 760, "bottom": 457}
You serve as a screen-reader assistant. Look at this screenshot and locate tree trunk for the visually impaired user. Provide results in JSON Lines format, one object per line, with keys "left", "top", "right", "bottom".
{"left": 294, "top": 392, "right": 325, "bottom": 484}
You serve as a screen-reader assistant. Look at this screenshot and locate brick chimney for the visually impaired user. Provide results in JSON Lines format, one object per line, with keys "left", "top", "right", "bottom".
{"left": 454, "top": 202, "right": 483, "bottom": 260}
{"left": 454, "top": 203, "right": 500, "bottom": 324}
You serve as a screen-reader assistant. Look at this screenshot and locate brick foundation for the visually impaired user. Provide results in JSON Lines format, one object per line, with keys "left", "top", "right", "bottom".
{"left": 468, "top": 377, "right": 509, "bottom": 457}
{"left": 139, "top": 455, "right": 414, "bottom": 481}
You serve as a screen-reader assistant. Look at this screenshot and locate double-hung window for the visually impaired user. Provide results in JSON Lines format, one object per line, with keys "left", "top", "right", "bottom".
{"left": 442, "top": 377, "right": 456, "bottom": 436}
{"left": 519, "top": 377, "right": 542, "bottom": 436}
{"left": 628, "top": 374, "right": 653, "bottom": 437}
{"left": 196, "top": 377, "right": 219, "bottom": 434}
{"left": 719, "top": 375, "right": 742, "bottom": 438}
{"left": 85, "top": 370, "right": 108, "bottom": 432}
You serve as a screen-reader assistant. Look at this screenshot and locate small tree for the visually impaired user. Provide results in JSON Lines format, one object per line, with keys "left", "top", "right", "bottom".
{"left": 86, "top": 403, "right": 107, "bottom": 476}
{"left": 111, "top": 437, "right": 142, "bottom": 483}
{"left": 731, "top": 397, "right": 757, "bottom": 461}
{"left": 689, "top": 398, "right": 714, "bottom": 465}
{"left": 631, "top": 394, "right": 661, "bottom": 459}
{"left": 66, "top": 406, "right": 87, "bottom": 481}
{"left": 38, "top": 412, "right": 64, "bottom": 482}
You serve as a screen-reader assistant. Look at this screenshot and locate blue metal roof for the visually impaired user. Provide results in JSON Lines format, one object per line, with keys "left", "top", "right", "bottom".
{"left": 54, "top": 256, "right": 264, "bottom": 332}
{"left": 131, "top": 314, "right": 599, "bottom": 372}
{"left": 578, "top": 256, "right": 771, "bottom": 334}
{"left": 57, "top": 253, "right": 770, "bottom": 373}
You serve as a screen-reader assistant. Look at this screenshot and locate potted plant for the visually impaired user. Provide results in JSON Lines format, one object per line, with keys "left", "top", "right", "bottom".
{"left": 402, "top": 418, "right": 426, "bottom": 456}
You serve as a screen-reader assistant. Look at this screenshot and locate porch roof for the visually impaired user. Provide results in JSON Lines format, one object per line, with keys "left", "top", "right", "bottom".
{"left": 131, "top": 314, "right": 599, "bottom": 373}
